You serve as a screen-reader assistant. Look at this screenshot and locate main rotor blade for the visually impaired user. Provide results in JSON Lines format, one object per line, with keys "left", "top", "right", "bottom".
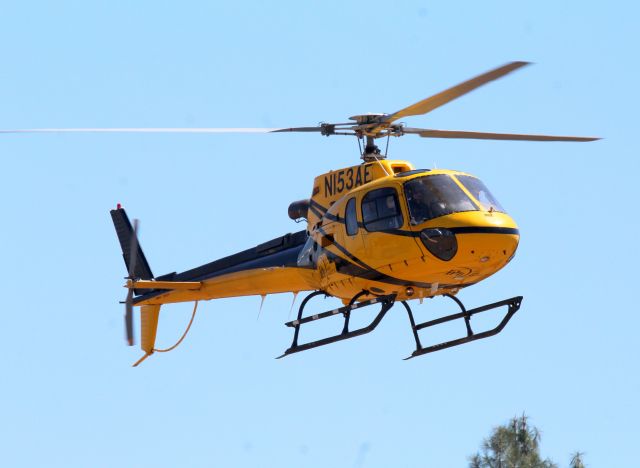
{"left": 0, "top": 127, "right": 280, "bottom": 134}
{"left": 271, "top": 126, "right": 325, "bottom": 133}
{"left": 403, "top": 128, "right": 600, "bottom": 142}
{"left": 271, "top": 124, "right": 356, "bottom": 135}
{"left": 383, "top": 61, "right": 531, "bottom": 124}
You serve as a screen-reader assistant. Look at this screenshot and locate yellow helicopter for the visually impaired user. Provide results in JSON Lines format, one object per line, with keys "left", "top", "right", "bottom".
{"left": 3, "top": 61, "right": 599, "bottom": 366}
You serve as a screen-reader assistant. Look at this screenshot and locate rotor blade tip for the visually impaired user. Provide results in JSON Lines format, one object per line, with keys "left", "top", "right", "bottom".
{"left": 512, "top": 61, "right": 532, "bottom": 68}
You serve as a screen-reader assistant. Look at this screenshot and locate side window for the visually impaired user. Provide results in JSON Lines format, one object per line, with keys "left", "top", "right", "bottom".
{"left": 361, "top": 187, "right": 403, "bottom": 232}
{"left": 345, "top": 197, "right": 358, "bottom": 236}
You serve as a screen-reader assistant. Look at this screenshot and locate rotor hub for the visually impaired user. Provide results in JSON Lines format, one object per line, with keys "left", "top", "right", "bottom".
{"left": 348, "top": 113, "right": 387, "bottom": 125}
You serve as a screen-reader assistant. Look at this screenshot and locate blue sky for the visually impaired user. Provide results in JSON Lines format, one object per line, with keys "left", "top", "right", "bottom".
{"left": 0, "top": 1, "right": 637, "bottom": 467}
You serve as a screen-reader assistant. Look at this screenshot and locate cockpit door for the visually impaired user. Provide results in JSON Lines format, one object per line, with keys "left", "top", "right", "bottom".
{"left": 359, "top": 185, "right": 422, "bottom": 269}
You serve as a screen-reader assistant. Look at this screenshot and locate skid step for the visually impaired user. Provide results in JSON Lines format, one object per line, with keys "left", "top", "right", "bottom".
{"left": 285, "top": 296, "right": 390, "bottom": 328}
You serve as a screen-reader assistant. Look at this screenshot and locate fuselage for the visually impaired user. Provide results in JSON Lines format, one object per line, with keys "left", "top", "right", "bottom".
{"left": 132, "top": 160, "right": 519, "bottom": 307}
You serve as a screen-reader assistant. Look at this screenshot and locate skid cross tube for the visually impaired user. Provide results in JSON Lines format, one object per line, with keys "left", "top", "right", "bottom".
{"left": 278, "top": 290, "right": 396, "bottom": 358}
{"left": 403, "top": 295, "right": 523, "bottom": 359}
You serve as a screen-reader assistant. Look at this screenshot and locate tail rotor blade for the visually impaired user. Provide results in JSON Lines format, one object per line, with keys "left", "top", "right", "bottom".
{"left": 128, "top": 219, "right": 139, "bottom": 279}
{"left": 124, "top": 219, "right": 140, "bottom": 346}
{"left": 125, "top": 289, "right": 134, "bottom": 346}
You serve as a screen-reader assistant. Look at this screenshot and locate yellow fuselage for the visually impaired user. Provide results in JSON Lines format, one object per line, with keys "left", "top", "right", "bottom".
{"left": 134, "top": 160, "right": 519, "bottom": 307}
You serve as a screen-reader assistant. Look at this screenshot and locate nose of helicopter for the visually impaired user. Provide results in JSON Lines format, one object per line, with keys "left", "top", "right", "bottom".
{"left": 417, "top": 211, "right": 519, "bottom": 274}
{"left": 448, "top": 211, "right": 519, "bottom": 271}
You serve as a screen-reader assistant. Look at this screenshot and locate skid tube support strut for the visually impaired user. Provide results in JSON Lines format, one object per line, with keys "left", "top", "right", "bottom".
{"left": 402, "top": 294, "right": 523, "bottom": 359}
{"left": 277, "top": 290, "right": 396, "bottom": 358}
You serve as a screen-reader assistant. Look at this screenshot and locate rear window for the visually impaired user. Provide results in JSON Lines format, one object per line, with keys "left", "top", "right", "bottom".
{"left": 345, "top": 197, "right": 358, "bottom": 236}
{"left": 361, "top": 187, "right": 403, "bottom": 232}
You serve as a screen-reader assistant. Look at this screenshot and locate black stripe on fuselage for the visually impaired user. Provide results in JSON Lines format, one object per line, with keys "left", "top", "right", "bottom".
{"left": 317, "top": 227, "right": 382, "bottom": 274}
{"left": 308, "top": 204, "right": 324, "bottom": 219}
{"left": 371, "top": 226, "right": 520, "bottom": 237}
{"left": 448, "top": 226, "right": 520, "bottom": 235}
{"left": 309, "top": 199, "right": 328, "bottom": 218}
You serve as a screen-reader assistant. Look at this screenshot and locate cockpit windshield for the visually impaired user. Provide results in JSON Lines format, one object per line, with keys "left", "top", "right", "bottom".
{"left": 455, "top": 175, "right": 505, "bottom": 213}
{"left": 404, "top": 174, "right": 477, "bottom": 225}
{"left": 404, "top": 174, "right": 507, "bottom": 224}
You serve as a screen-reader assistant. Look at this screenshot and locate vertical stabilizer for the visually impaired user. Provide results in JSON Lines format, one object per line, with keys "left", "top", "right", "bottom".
{"left": 110, "top": 207, "right": 154, "bottom": 280}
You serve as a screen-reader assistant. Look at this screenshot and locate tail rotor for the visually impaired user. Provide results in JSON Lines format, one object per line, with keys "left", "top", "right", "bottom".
{"left": 124, "top": 219, "right": 140, "bottom": 346}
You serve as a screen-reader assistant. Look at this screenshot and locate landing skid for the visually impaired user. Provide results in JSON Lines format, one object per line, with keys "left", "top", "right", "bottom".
{"left": 278, "top": 290, "right": 522, "bottom": 359}
{"left": 277, "top": 290, "right": 396, "bottom": 358}
{"left": 402, "top": 294, "right": 523, "bottom": 359}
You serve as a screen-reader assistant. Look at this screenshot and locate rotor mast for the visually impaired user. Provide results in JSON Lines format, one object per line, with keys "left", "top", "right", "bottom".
{"left": 349, "top": 113, "right": 391, "bottom": 162}
{"left": 363, "top": 134, "right": 380, "bottom": 161}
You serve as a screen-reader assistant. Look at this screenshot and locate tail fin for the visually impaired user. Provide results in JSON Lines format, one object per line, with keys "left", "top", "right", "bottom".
{"left": 110, "top": 206, "right": 154, "bottom": 280}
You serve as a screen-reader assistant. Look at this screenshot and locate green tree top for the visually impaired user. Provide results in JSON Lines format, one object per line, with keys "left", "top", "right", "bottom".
{"left": 569, "top": 452, "right": 585, "bottom": 468}
{"left": 469, "top": 415, "right": 585, "bottom": 468}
